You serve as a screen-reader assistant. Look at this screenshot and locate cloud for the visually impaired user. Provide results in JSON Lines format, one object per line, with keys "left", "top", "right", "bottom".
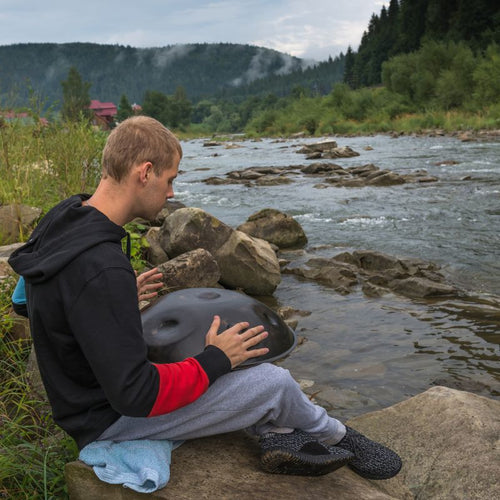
{"left": 151, "top": 45, "right": 196, "bottom": 68}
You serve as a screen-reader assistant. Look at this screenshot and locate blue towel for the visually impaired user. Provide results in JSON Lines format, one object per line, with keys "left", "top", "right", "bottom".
{"left": 79, "top": 439, "right": 182, "bottom": 493}
{"left": 12, "top": 276, "right": 26, "bottom": 305}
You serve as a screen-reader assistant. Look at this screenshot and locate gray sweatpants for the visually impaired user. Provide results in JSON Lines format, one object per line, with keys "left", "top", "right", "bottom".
{"left": 97, "top": 363, "right": 345, "bottom": 444}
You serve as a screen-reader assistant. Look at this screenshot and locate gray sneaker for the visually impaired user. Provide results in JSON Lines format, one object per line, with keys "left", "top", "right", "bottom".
{"left": 259, "top": 429, "right": 354, "bottom": 476}
{"left": 333, "top": 426, "right": 402, "bottom": 480}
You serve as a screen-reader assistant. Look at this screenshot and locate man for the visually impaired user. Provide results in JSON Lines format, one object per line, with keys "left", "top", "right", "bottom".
{"left": 9, "top": 116, "right": 401, "bottom": 478}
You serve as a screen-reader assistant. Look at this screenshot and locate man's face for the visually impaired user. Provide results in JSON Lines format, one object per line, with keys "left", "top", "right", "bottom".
{"left": 142, "top": 153, "right": 180, "bottom": 220}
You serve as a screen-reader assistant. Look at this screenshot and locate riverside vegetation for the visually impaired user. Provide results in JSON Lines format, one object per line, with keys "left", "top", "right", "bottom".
{"left": 0, "top": 121, "right": 149, "bottom": 498}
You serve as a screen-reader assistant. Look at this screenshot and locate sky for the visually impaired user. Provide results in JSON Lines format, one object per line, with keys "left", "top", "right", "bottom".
{"left": 0, "top": 0, "right": 388, "bottom": 62}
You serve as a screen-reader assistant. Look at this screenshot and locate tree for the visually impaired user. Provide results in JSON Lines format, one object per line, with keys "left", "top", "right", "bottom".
{"left": 116, "top": 94, "right": 134, "bottom": 122}
{"left": 61, "top": 66, "right": 91, "bottom": 122}
{"left": 142, "top": 90, "right": 170, "bottom": 125}
{"left": 343, "top": 46, "right": 357, "bottom": 88}
{"left": 170, "top": 86, "right": 192, "bottom": 129}
{"left": 141, "top": 87, "right": 192, "bottom": 129}
{"left": 473, "top": 43, "right": 500, "bottom": 105}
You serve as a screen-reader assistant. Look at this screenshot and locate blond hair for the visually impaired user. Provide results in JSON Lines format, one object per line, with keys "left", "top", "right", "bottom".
{"left": 102, "top": 116, "right": 182, "bottom": 182}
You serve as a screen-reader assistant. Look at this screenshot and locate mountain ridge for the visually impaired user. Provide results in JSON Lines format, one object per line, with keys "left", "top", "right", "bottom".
{"left": 0, "top": 42, "right": 316, "bottom": 106}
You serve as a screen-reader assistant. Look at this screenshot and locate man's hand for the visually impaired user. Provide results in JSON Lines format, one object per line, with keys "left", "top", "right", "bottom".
{"left": 205, "top": 315, "right": 269, "bottom": 369}
{"left": 136, "top": 267, "right": 163, "bottom": 302}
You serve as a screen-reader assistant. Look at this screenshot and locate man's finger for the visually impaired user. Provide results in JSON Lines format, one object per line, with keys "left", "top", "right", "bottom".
{"left": 244, "top": 347, "right": 269, "bottom": 359}
{"left": 239, "top": 324, "right": 265, "bottom": 339}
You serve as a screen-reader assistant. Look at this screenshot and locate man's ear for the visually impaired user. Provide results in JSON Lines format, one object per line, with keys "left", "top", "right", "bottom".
{"left": 138, "top": 162, "right": 153, "bottom": 184}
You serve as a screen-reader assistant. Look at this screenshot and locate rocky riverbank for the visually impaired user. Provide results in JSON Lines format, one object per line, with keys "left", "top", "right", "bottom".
{"left": 65, "top": 386, "right": 500, "bottom": 499}
{"left": 2, "top": 195, "right": 499, "bottom": 499}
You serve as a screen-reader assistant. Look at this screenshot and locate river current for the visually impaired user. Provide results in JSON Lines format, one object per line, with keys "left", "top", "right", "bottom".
{"left": 175, "top": 134, "right": 500, "bottom": 418}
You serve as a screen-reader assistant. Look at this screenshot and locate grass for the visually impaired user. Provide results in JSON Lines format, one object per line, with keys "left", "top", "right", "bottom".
{"left": 0, "top": 276, "right": 78, "bottom": 499}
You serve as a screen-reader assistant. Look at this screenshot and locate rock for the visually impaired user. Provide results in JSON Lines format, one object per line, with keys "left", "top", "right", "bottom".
{"left": 389, "top": 277, "right": 457, "bottom": 298}
{"left": 65, "top": 387, "right": 499, "bottom": 500}
{"left": 237, "top": 209, "right": 308, "bottom": 249}
{"left": 366, "top": 171, "right": 406, "bottom": 186}
{"left": 229, "top": 169, "right": 265, "bottom": 180}
{"left": 347, "top": 164, "right": 378, "bottom": 176}
{"left": 6, "top": 310, "right": 31, "bottom": 340}
{"left": 284, "top": 257, "right": 358, "bottom": 295}
{"left": 290, "top": 131, "right": 307, "bottom": 138}
{"left": 348, "top": 386, "right": 500, "bottom": 500}
{"left": 351, "top": 251, "right": 406, "bottom": 273}
{"left": 254, "top": 175, "right": 294, "bottom": 186}
{"left": 298, "top": 139, "right": 338, "bottom": 153}
{"left": 323, "top": 146, "right": 360, "bottom": 159}
{"left": 0, "top": 204, "right": 42, "bottom": 245}
{"left": 159, "top": 207, "right": 234, "bottom": 259}
{"left": 300, "top": 163, "right": 344, "bottom": 174}
{"left": 0, "top": 258, "right": 12, "bottom": 277}
{"left": 306, "top": 151, "right": 323, "bottom": 160}
{"left": 159, "top": 208, "right": 281, "bottom": 296}
{"left": 433, "top": 160, "right": 459, "bottom": 166}
{"left": 152, "top": 200, "right": 186, "bottom": 226}
{"left": 156, "top": 248, "right": 220, "bottom": 293}
{"left": 204, "top": 176, "right": 240, "bottom": 185}
{"left": 361, "top": 281, "right": 389, "bottom": 297}
{"left": 0, "top": 242, "right": 24, "bottom": 258}
{"left": 415, "top": 176, "right": 439, "bottom": 183}
{"left": 297, "top": 141, "right": 360, "bottom": 159}
{"left": 285, "top": 249, "right": 460, "bottom": 302}
{"left": 216, "top": 231, "right": 281, "bottom": 296}
{"left": 144, "top": 227, "right": 169, "bottom": 265}
{"left": 458, "top": 132, "right": 475, "bottom": 142}
{"left": 66, "top": 432, "right": 401, "bottom": 499}
{"left": 203, "top": 141, "right": 223, "bottom": 147}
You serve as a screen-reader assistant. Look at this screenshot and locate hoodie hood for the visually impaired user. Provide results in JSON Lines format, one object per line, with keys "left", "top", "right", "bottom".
{"left": 9, "top": 195, "right": 126, "bottom": 284}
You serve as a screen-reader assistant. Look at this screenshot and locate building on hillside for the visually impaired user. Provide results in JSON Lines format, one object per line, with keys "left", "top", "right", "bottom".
{"left": 0, "top": 110, "right": 48, "bottom": 126}
{"left": 132, "top": 103, "right": 142, "bottom": 114}
{"left": 89, "top": 100, "right": 117, "bottom": 129}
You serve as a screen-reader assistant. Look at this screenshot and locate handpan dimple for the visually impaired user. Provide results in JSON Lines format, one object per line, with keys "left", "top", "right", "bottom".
{"left": 141, "top": 288, "right": 297, "bottom": 368}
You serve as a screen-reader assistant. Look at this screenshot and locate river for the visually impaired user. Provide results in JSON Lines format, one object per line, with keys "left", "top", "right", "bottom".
{"left": 174, "top": 134, "right": 500, "bottom": 419}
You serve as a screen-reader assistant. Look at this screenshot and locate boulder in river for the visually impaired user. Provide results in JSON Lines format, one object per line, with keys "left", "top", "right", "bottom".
{"left": 156, "top": 248, "right": 221, "bottom": 293}
{"left": 283, "top": 249, "right": 459, "bottom": 300}
{"left": 237, "top": 209, "right": 308, "bottom": 249}
{"left": 216, "top": 230, "right": 281, "bottom": 296}
{"left": 159, "top": 207, "right": 281, "bottom": 296}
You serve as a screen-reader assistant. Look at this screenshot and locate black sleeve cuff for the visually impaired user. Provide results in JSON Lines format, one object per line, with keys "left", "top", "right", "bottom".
{"left": 193, "top": 345, "right": 232, "bottom": 385}
{"left": 12, "top": 302, "right": 29, "bottom": 318}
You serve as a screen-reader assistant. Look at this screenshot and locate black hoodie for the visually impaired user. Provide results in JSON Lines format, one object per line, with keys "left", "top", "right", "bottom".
{"left": 9, "top": 195, "right": 230, "bottom": 449}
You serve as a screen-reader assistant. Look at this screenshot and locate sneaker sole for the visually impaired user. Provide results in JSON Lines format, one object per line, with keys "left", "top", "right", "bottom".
{"left": 348, "top": 461, "right": 403, "bottom": 480}
{"left": 261, "top": 449, "right": 352, "bottom": 476}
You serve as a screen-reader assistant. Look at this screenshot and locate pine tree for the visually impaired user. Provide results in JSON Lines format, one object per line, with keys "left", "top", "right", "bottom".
{"left": 61, "top": 66, "right": 91, "bottom": 122}
{"left": 116, "top": 94, "right": 133, "bottom": 122}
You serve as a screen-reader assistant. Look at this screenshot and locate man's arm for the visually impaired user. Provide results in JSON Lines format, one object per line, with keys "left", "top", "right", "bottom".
{"left": 68, "top": 267, "right": 215, "bottom": 417}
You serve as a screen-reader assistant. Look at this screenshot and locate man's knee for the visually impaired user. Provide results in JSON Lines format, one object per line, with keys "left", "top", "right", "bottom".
{"left": 249, "top": 363, "right": 297, "bottom": 391}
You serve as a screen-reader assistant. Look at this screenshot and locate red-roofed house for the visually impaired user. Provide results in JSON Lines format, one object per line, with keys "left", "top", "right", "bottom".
{"left": 89, "top": 100, "right": 117, "bottom": 129}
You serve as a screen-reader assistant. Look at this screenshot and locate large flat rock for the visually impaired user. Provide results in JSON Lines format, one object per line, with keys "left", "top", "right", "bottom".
{"left": 66, "top": 432, "right": 399, "bottom": 499}
{"left": 65, "top": 386, "right": 500, "bottom": 499}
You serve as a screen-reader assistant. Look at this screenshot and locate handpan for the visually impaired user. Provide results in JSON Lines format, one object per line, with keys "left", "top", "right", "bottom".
{"left": 141, "top": 288, "right": 297, "bottom": 368}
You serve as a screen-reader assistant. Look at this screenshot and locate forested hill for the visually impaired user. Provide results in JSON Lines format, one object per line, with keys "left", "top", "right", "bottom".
{"left": 0, "top": 42, "right": 338, "bottom": 107}
{"left": 345, "top": 0, "right": 500, "bottom": 88}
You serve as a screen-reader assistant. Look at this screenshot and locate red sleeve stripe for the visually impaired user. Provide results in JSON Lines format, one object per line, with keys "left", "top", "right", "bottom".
{"left": 147, "top": 358, "right": 209, "bottom": 417}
